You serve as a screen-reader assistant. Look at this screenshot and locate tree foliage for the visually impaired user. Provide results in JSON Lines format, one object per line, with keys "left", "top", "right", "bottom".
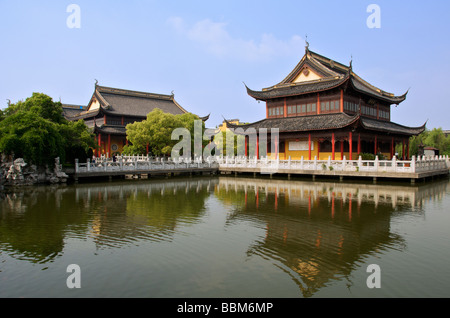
{"left": 408, "top": 128, "right": 450, "bottom": 156}
{"left": 122, "top": 108, "right": 208, "bottom": 157}
{"left": 0, "top": 93, "right": 96, "bottom": 165}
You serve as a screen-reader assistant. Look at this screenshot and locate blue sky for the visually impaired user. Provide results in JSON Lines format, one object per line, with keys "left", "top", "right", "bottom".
{"left": 1, "top": 1, "right": 449, "bottom": 129}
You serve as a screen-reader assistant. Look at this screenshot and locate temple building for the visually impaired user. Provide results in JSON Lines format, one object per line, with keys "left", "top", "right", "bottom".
{"left": 63, "top": 84, "right": 206, "bottom": 157}
{"left": 227, "top": 45, "right": 426, "bottom": 161}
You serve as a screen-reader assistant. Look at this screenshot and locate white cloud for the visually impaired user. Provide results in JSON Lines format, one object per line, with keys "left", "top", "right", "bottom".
{"left": 167, "top": 17, "right": 304, "bottom": 61}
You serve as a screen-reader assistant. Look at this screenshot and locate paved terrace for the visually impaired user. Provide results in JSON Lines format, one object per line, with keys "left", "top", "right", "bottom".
{"left": 73, "top": 155, "right": 450, "bottom": 183}
{"left": 218, "top": 155, "right": 450, "bottom": 183}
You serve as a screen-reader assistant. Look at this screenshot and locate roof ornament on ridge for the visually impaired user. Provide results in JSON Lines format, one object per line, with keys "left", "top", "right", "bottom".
{"left": 304, "top": 35, "right": 311, "bottom": 56}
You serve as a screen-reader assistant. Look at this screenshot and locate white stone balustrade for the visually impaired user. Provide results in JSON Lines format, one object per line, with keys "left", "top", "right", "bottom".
{"left": 215, "top": 155, "right": 450, "bottom": 175}
{"left": 75, "top": 154, "right": 449, "bottom": 178}
{"left": 75, "top": 155, "right": 217, "bottom": 174}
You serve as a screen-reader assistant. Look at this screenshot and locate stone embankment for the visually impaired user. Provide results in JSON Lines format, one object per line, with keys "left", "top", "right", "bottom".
{"left": 0, "top": 157, "right": 68, "bottom": 187}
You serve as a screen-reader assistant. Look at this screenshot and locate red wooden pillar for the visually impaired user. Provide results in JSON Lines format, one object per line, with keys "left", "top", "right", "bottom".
{"left": 374, "top": 135, "right": 378, "bottom": 156}
{"left": 332, "top": 133, "right": 335, "bottom": 160}
{"left": 98, "top": 133, "right": 102, "bottom": 156}
{"left": 349, "top": 132, "right": 353, "bottom": 160}
{"left": 146, "top": 143, "right": 149, "bottom": 154}
{"left": 340, "top": 139, "right": 344, "bottom": 160}
{"left": 340, "top": 89, "right": 344, "bottom": 112}
{"left": 256, "top": 135, "right": 259, "bottom": 159}
{"left": 108, "top": 134, "right": 111, "bottom": 158}
{"left": 283, "top": 98, "right": 287, "bottom": 118}
{"left": 308, "top": 133, "right": 312, "bottom": 160}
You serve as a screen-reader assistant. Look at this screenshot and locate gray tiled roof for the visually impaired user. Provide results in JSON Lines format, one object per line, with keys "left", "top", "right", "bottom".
{"left": 246, "top": 76, "right": 347, "bottom": 101}
{"left": 225, "top": 113, "right": 359, "bottom": 133}
{"left": 94, "top": 125, "right": 127, "bottom": 136}
{"left": 96, "top": 85, "right": 187, "bottom": 117}
{"left": 226, "top": 113, "right": 425, "bottom": 136}
{"left": 350, "top": 77, "right": 407, "bottom": 105}
{"left": 246, "top": 49, "right": 408, "bottom": 105}
{"left": 64, "top": 85, "right": 188, "bottom": 121}
{"left": 96, "top": 86, "right": 186, "bottom": 117}
{"left": 62, "top": 104, "right": 88, "bottom": 119}
{"left": 360, "top": 117, "right": 426, "bottom": 136}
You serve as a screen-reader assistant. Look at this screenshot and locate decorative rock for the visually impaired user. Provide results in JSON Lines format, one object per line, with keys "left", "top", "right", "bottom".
{"left": 0, "top": 157, "right": 68, "bottom": 186}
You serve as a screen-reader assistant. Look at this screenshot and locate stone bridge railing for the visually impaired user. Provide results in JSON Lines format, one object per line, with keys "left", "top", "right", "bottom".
{"left": 216, "top": 155, "right": 450, "bottom": 174}
{"left": 75, "top": 154, "right": 449, "bottom": 176}
{"left": 75, "top": 156, "right": 218, "bottom": 174}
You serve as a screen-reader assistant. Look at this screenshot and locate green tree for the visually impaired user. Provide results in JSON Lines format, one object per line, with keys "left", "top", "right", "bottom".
{"left": 0, "top": 111, "right": 65, "bottom": 165}
{"left": 407, "top": 128, "right": 450, "bottom": 157}
{"left": 61, "top": 119, "right": 97, "bottom": 164}
{"left": 123, "top": 108, "right": 208, "bottom": 157}
{"left": 0, "top": 93, "right": 96, "bottom": 165}
{"left": 4, "top": 93, "right": 65, "bottom": 124}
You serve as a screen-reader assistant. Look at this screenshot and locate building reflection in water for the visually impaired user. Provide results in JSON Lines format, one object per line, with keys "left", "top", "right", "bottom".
{"left": 214, "top": 176, "right": 448, "bottom": 297}
{"left": 73, "top": 178, "right": 215, "bottom": 249}
{"left": 0, "top": 178, "right": 217, "bottom": 263}
{"left": 0, "top": 176, "right": 448, "bottom": 297}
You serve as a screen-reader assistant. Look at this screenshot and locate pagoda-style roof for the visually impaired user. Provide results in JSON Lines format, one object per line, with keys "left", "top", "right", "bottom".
{"left": 225, "top": 113, "right": 426, "bottom": 137}
{"left": 64, "top": 84, "right": 189, "bottom": 121}
{"left": 360, "top": 117, "right": 426, "bottom": 136}
{"left": 62, "top": 104, "right": 88, "bottom": 118}
{"left": 226, "top": 113, "right": 359, "bottom": 133}
{"left": 246, "top": 48, "right": 408, "bottom": 105}
{"left": 93, "top": 124, "right": 127, "bottom": 136}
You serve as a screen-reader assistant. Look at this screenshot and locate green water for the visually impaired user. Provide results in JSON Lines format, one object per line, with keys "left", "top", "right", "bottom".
{"left": 1, "top": 176, "right": 450, "bottom": 298}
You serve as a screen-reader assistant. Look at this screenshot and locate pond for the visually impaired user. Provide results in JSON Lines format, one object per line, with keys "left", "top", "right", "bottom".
{"left": 1, "top": 175, "right": 450, "bottom": 298}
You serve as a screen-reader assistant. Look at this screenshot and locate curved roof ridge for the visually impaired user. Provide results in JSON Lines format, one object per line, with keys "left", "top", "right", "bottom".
{"left": 96, "top": 85, "right": 174, "bottom": 101}
{"left": 245, "top": 48, "right": 409, "bottom": 105}
{"left": 224, "top": 112, "right": 361, "bottom": 133}
{"left": 277, "top": 50, "right": 343, "bottom": 86}
{"left": 245, "top": 73, "right": 350, "bottom": 101}
{"left": 349, "top": 75, "right": 408, "bottom": 104}
{"left": 360, "top": 117, "right": 426, "bottom": 135}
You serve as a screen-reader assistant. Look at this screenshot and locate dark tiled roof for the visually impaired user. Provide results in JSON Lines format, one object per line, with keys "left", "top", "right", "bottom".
{"left": 67, "top": 109, "right": 101, "bottom": 120}
{"left": 226, "top": 113, "right": 425, "bottom": 136}
{"left": 246, "top": 76, "right": 347, "bottom": 101}
{"left": 94, "top": 125, "right": 127, "bottom": 136}
{"left": 350, "top": 76, "right": 407, "bottom": 105}
{"left": 96, "top": 85, "right": 187, "bottom": 117}
{"left": 246, "top": 49, "right": 408, "bottom": 105}
{"left": 65, "top": 85, "right": 189, "bottom": 121}
{"left": 280, "top": 51, "right": 349, "bottom": 84}
{"left": 225, "top": 113, "right": 359, "bottom": 133}
{"left": 62, "top": 104, "right": 88, "bottom": 119}
{"left": 360, "top": 117, "right": 426, "bottom": 136}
